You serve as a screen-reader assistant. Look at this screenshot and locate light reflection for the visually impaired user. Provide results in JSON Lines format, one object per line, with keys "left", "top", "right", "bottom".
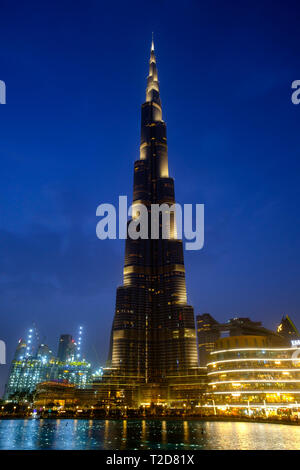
{"left": 161, "top": 420, "right": 167, "bottom": 445}
{"left": 141, "top": 419, "right": 147, "bottom": 447}
{"left": 0, "top": 419, "right": 300, "bottom": 450}
{"left": 121, "top": 420, "right": 127, "bottom": 450}
{"left": 183, "top": 420, "right": 189, "bottom": 444}
{"left": 104, "top": 419, "right": 110, "bottom": 448}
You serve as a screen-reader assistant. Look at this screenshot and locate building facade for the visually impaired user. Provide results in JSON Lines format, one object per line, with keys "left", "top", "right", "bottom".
{"left": 4, "top": 336, "right": 92, "bottom": 400}
{"left": 57, "top": 334, "right": 76, "bottom": 362}
{"left": 196, "top": 314, "right": 220, "bottom": 367}
{"left": 103, "top": 39, "right": 203, "bottom": 406}
{"left": 277, "top": 315, "right": 300, "bottom": 343}
{"left": 196, "top": 314, "right": 284, "bottom": 366}
{"left": 206, "top": 335, "right": 300, "bottom": 414}
{"left": 52, "top": 359, "right": 92, "bottom": 389}
{"left": 4, "top": 356, "right": 53, "bottom": 399}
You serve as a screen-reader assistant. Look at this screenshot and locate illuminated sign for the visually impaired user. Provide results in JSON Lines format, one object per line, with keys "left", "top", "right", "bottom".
{"left": 291, "top": 340, "right": 300, "bottom": 347}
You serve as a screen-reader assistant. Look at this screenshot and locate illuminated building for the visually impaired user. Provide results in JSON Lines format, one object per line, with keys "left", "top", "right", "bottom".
{"left": 76, "top": 326, "right": 83, "bottom": 360}
{"left": 92, "top": 367, "right": 103, "bottom": 379}
{"left": 102, "top": 38, "right": 205, "bottom": 406}
{"left": 4, "top": 350, "right": 54, "bottom": 399}
{"left": 206, "top": 334, "right": 300, "bottom": 413}
{"left": 13, "top": 338, "right": 27, "bottom": 361}
{"left": 34, "top": 382, "right": 77, "bottom": 407}
{"left": 52, "top": 359, "right": 92, "bottom": 388}
{"left": 34, "top": 381, "right": 97, "bottom": 408}
{"left": 196, "top": 314, "right": 283, "bottom": 366}
{"left": 53, "top": 328, "right": 91, "bottom": 388}
{"left": 24, "top": 326, "right": 39, "bottom": 358}
{"left": 4, "top": 328, "right": 93, "bottom": 400}
{"left": 37, "top": 343, "right": 53, "bottom": 360}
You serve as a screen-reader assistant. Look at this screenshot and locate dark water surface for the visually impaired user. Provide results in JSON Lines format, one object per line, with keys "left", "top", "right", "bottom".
{"left": 0, "top": 419, "right": 299, "bottom": 450}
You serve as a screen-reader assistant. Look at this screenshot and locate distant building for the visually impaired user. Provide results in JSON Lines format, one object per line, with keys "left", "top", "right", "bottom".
{"left": 196, "top": 314, "right": 220, "bottom": 367}
{"left": 57, "top": 334, "right": 76, "bottom": 362}
{"left": 196, "top": 314, "right": 283, "bottom": 366}
{"left": 37, "top": 343, "right": 53, "bottom": 361}
{"left": 52, "top": 360, "right": 92, "bottom": 389}
{"left": 277, "top": 315, "right": 300, "bottom": 344}
{"left": 13, "top": 339, "right": 27, "bottom": 361}
{"left": 4, "top": 331, "right": 92, "bottom": 400}
{"left": 4, "top": 353, "right": 53, "bottom": 399}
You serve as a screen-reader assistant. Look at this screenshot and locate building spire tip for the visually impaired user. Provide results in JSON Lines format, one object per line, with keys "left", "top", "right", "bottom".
{"left": 151, "top": 32, "right": 154, "bottom": 52}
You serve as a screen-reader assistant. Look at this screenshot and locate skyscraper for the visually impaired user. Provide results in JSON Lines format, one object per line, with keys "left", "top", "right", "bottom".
{"left": 13, "top": 339, "right": 27, "bottom": 361}
{"left": 105, "top": 39, "right": 201, "bottom": 404}
{"left": 196, "top": 314, "right": 220, "bottom": 367}
{"left": 4, "top": 331, "right": 92, "bottom": 400}
{"left": 4, "top": 340, "right": 54, "bottom": 399}
{"left": 57, "top": 334, "right": 76, "bottom": 362}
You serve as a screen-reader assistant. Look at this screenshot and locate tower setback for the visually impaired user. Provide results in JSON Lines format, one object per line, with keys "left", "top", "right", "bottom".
{"left": 101, "top": 39, "right": 205, "bottom": 406}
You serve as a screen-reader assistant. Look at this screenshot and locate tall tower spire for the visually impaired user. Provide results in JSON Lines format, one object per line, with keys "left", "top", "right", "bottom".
{"left": 141, "top": 39, "right": 166, "bottom": 175}
{"left": 146, "top": 34, "right": 161, "bottom": 106}
{"left": 107, "top": 39, "right": 198, "bottom": 403}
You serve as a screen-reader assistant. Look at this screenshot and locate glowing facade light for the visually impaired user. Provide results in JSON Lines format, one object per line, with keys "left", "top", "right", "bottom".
{"left": 213, "top": 390, "right": 300, "bottom": 395}
{"left": 210, "top": 347, "right": 300, "bottom": 355}
{"left": 207, "top": 358, "right": 298, "bottom": 366}
{"left": 208, "top": 345, "right": 300, "bottom": 403}
{"left": 25, "top": 327, "right": 34, "bottom": 357}
{"left": 203, "top": 403, "right": 300, "bottom": 409}
{"left": 209, "top": 379, "right": 300, "bottom": 385}
{"left": 76, "top": 325, "right": 83, "bottom": 360}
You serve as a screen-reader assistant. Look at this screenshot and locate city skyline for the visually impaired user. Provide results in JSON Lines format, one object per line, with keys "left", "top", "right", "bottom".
{"left": 1, "top": 0, "right": 300, "bottom": 397}
{"left": 4, "top": 326, "right": 93, "bottom": 400}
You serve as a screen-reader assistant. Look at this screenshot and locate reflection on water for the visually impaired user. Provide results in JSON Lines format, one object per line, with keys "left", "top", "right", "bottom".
{"left": 0, "top": 419, "right": 300, "bottom": 450}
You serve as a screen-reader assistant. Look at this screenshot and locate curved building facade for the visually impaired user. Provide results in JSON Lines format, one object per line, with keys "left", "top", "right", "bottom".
{"left": 207, "top": 335, "right": 300, "bottom": 408}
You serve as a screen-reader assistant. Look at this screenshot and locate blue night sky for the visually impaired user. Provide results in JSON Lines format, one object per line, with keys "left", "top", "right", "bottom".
{"left": 1, "top": 0, "right": 300, "bottom": 394}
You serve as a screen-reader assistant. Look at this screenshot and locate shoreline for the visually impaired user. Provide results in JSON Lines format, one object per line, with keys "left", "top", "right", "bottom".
{"left": 0, "top": 415, "right": 299, "bottom": 426}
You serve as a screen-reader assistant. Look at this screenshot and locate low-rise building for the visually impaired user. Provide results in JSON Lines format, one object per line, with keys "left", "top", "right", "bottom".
{"left": 206, "top": 335, "right": 300, "bottom": 415}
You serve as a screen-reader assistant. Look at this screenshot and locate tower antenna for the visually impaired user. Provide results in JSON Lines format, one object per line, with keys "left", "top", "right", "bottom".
{"left": 151, "top": 32, "right": 154, "bottom": 51}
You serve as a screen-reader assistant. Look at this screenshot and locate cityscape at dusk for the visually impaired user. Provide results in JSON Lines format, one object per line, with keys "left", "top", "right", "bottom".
{"left": 1, "top": 0, "right": 300, "bottom": 455}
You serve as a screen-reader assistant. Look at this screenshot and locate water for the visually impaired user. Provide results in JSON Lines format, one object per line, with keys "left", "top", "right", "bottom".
{"left": 0, "top": 419, "right": 300, "bottom": 450}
